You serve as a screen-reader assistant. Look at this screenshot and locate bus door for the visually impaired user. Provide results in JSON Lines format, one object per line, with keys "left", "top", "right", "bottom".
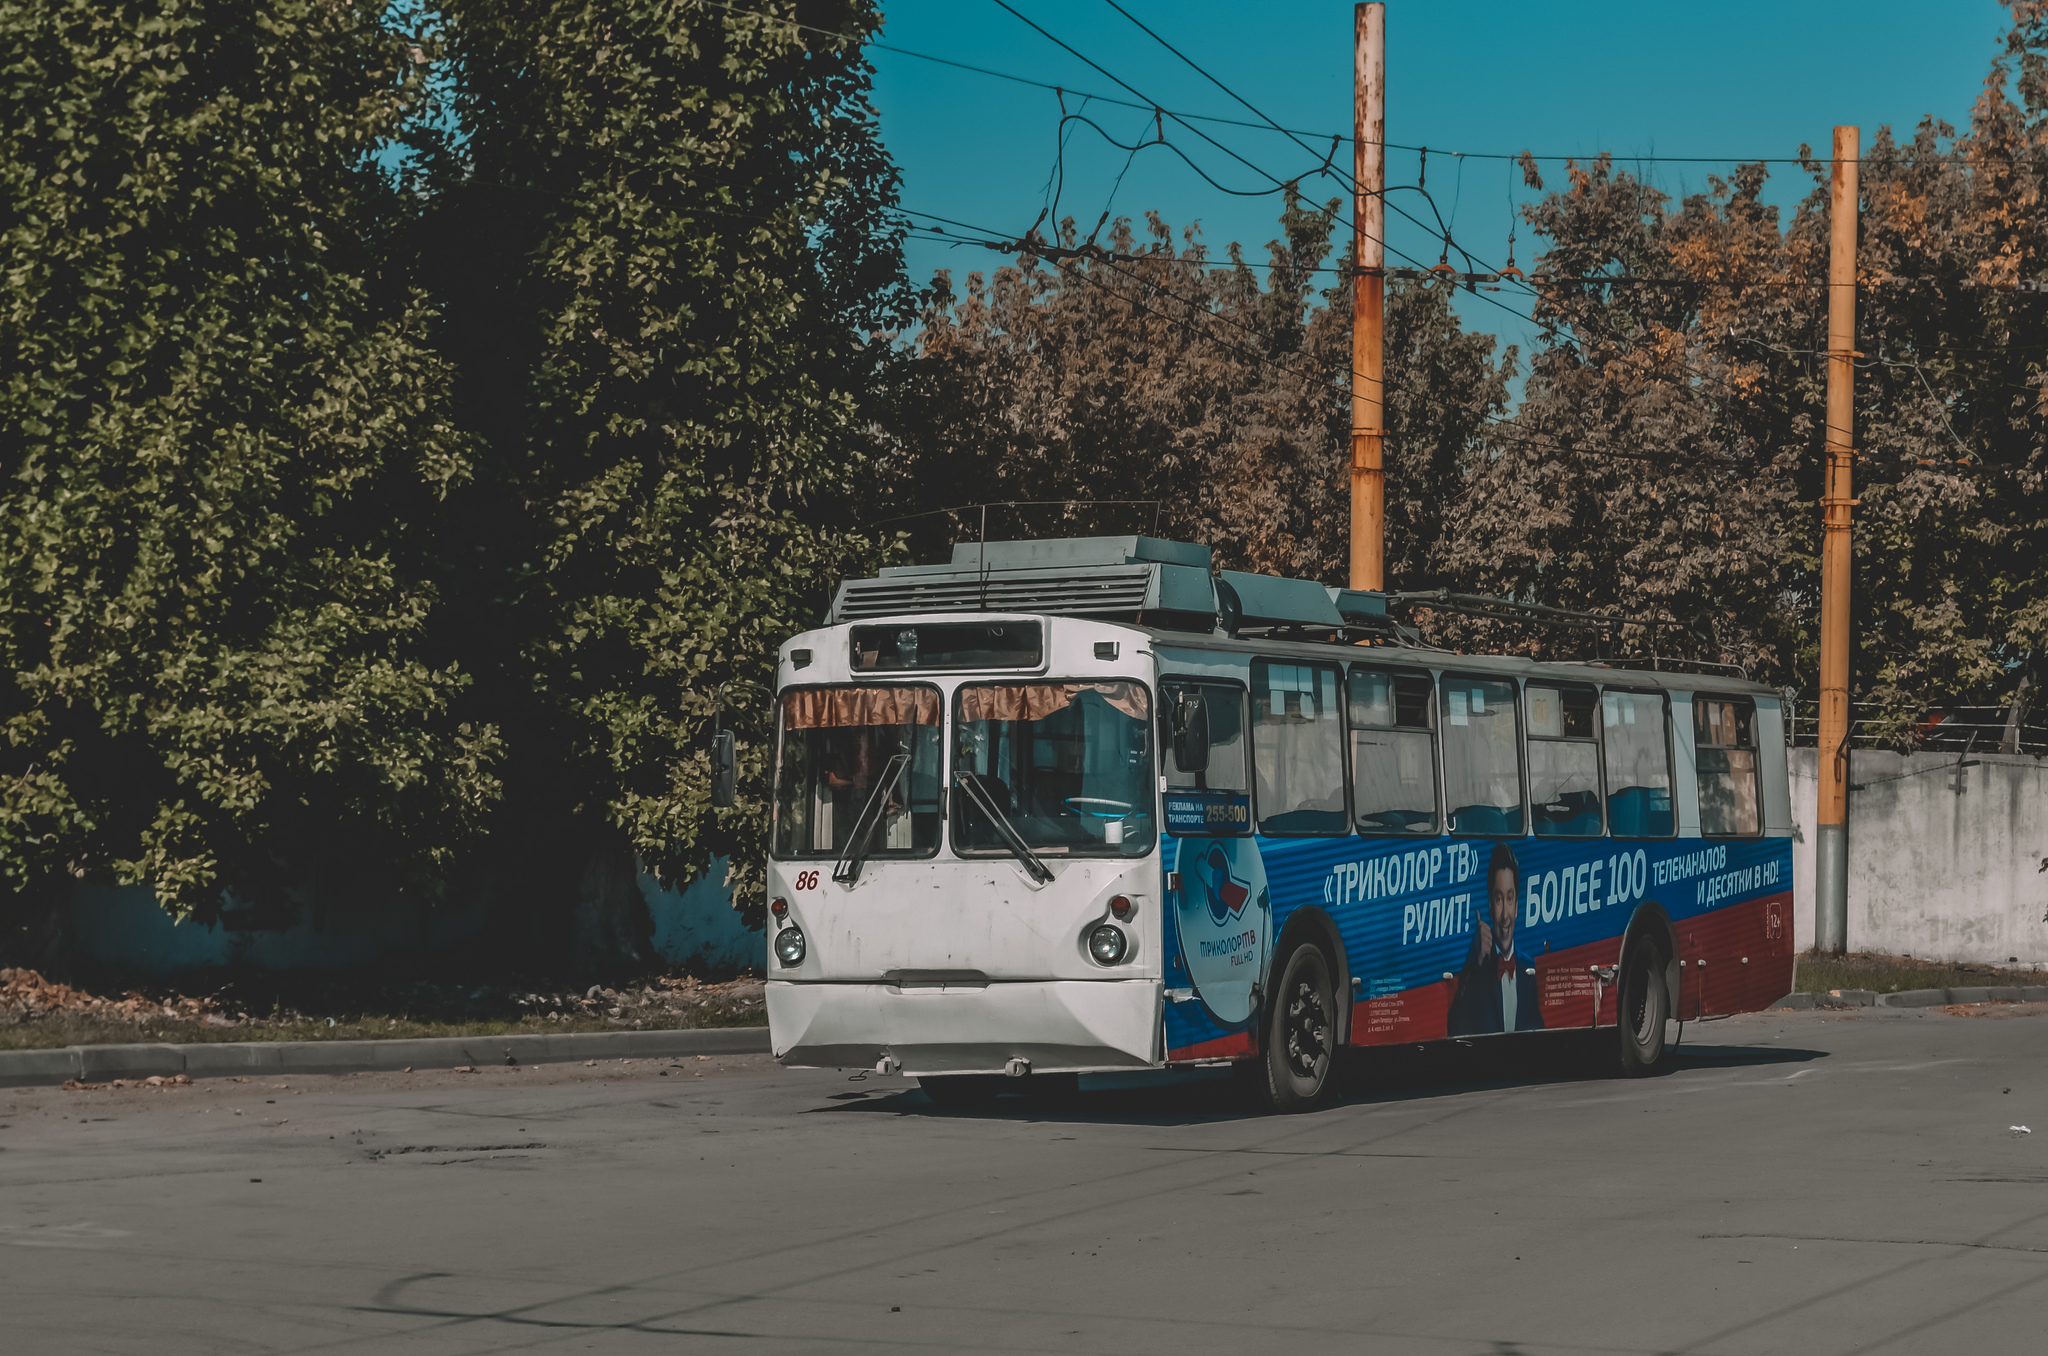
{"left": 1160, "top": 679, "right": 1266, "bottom": 1061}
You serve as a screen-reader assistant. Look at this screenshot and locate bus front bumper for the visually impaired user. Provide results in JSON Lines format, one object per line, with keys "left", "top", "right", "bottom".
{"left": 767, "top": 978, "right": 1160, "bottom": 1075}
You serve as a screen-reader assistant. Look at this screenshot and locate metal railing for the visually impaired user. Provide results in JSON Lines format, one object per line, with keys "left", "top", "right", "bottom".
{"left": 1787, "top": 700, "right": 2047, "bottom": 755}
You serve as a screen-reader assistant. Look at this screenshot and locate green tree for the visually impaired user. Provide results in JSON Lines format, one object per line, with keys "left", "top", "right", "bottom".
{"left": 0, "top": 0, "right": 499, "bottom": 952}
{"left": 418, "top": 0, "right": 907, "bottom": 953}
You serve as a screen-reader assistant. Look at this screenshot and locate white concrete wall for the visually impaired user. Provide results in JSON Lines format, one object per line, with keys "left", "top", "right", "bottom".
{"left": 1791, "top": 748, "right": 2048, "bottom": 965}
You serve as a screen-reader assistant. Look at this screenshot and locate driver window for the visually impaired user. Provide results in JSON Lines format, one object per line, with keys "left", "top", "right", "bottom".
{"left": 1159, "top": 680, "right": 1250, "bottom": 836}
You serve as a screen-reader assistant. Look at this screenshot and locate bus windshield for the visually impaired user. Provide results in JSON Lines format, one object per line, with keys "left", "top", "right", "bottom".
{"left": 952, "top": 681, "right": 1155, "bottom": 857}
{"left": 773, "top": 686, "right": 942, "bottom": 859}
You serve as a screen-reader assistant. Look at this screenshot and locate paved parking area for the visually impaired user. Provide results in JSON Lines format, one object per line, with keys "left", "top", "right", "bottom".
{"left": 2, "top": 1005, "right": 2044, "bottom": 1354}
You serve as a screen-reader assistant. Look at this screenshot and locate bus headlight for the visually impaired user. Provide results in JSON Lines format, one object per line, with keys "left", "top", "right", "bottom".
{"left": 1087, "top": 923, "right": 1127, "bottom": 966}
{"left": 773, "top": 925, "right": 807, "bottom": 967}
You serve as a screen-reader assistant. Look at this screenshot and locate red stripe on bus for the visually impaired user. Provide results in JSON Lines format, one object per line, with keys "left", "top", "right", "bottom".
{"left": 1351, "top": 974, "right": 1454, "bottom": 1046}
{"left": 1166, "top": 1030, "right": 1255, "bottom": 1063}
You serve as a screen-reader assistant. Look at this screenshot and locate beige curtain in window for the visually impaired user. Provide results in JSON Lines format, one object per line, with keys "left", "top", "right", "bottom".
{"left": 958, "top": 682, "right": 1149, "bottom": 724}
{"left": 782, "top": 686, "right": 940, "bottom": 730}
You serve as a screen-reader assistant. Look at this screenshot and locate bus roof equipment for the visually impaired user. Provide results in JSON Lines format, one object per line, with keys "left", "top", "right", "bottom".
{"left": 827, "top": 535, "right": 1395, "bottom": 639}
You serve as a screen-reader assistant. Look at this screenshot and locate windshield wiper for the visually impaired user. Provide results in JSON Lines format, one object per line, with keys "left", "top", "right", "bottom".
{"left": 832, "top": 753, "right": 911, "bottom": 886}
{"left": 953, "top": 772, "right": 1054, "bottom": 884}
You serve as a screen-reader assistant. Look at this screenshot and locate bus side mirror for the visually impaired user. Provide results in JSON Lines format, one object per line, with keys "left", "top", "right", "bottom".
{"left": 710, "top": 729, "right": 737, "bottom": 807}
{"left": 1172, "top": 691, "right": 1209, "bottom": 773}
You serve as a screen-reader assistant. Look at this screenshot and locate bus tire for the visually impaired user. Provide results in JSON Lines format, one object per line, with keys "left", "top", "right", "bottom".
{"left": 1248, "top": 942, "right": 1338, "bottom": 1113}
{"left": 919, "top": 1075, "right": 1002, "bottom": 1108}
{"left": 1616, "top": 941, "right": 1669, "bottom": 1078}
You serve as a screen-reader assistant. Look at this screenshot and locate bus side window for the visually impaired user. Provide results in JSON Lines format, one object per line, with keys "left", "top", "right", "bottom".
{"left": 1160, "top": 681, "right": 1251, "bottom": 835}
{"left": 1349, "top": 667, "right": 1437, "bottom": 835}
{"left": 1251, "top": 660, "right": 1347, "bottom": 835}
{"left": 1441, "top": 675, "right": 1523, "bottom": 836}
{"left": 1527, "top": 684, "right": 1602, "bottom": 837}
{"left": 1602, "top": 690, "right": 1674, "bottom": 837}
{"left": 1695, "top": 695, "right": 1762, "bottom": 837}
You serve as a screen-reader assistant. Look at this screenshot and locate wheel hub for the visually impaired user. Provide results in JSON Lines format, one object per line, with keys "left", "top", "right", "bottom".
{"left": 1625, "top": 967, "right": 1653, "bottom": 1042}
{"left": 1285, "top": 980, "right": 1330, "bottom": 1078}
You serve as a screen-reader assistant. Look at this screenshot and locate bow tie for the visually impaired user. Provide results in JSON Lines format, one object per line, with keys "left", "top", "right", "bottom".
{"left": 1496, "top": 954, "right": 1517, "bottom": 980}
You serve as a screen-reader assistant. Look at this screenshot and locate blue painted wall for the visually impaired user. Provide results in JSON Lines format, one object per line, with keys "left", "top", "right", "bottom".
{"left": 640, "top": 861, "right": 766, "bottom": 972}
{"left": 66, "top": 858, "right": 764, "bottom": 976}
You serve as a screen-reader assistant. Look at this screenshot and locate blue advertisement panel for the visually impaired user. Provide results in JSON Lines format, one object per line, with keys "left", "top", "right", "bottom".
{"left": 1164, "top": 829, "right": 1793, "bottom": 1060}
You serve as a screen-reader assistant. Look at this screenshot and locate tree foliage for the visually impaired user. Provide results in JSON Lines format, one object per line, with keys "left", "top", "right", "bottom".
{"left": 7, "top": 0, "right": 2045, "bottom": 957}
{"left": 0, "top": 0, "right": 906, "bottom": 955}
{"left": 1465, "top": 9, "right": 2048, "bottom": 716}
{"left": 883, "top": 196, "right": 1512, "bottom": 585}
{"left": 0, "top": 0, "right": 498, "bottom": 923}
{"left": 416, "top": 0, "right": 906, "bottom": 941}
{"left": 892, "top": 5, "right": 2048, "bottom": 734}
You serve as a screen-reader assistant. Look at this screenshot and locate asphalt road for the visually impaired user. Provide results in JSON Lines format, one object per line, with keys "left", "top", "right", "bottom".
{"left": 3, "top": 1004, "right": 2045, "bottom": 1355}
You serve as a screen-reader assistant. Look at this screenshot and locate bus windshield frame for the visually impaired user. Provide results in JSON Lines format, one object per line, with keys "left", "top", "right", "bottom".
{"left": 770, "top": 684, "right": 944, "bottom": 862}
{"left": 950, "top": 679, "right": 1158, "bottom": 860}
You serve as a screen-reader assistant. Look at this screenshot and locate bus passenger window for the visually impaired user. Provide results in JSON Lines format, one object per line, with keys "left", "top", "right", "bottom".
{"left": 1602, "top": 690, "right": 1674, "bottom": 837}
{"left": 1440, "top": 676, "right": 1523, "bottom": 836}
{"left": 1695, "top": 695, "right": 1761, "bottom": 837}
{"left": 1349, "top": 667, "right": 1437, "bottom": 834}
{"left": 1159, "top": 681, "right": 1250, "bottom": 836}
{"left": 1526, "top": 685, "right": 1602, "bottom": 837}
{"left": 1251, "top": 660, "right": 1347, "bottom": 835}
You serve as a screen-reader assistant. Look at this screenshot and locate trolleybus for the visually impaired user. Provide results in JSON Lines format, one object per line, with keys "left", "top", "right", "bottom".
{"left": 746, "top": 536, "right": 1795, "bottom": 1112}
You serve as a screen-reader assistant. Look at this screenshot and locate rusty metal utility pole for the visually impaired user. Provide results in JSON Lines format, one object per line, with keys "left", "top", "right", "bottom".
{"left": 1350, "top": 2, "right": 1385, "bottom": 591}
{"left": 1815, "top": 125, "right": 1858, "bottom": 956}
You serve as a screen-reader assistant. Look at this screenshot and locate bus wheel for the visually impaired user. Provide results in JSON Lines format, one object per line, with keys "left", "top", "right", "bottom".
{"left": 919, "top": 1076, "right": 1002, "bottom": 1108}
{"left": 1249, "top": 943, "right": 1337, "bottom": 1113}
{"left": 1616, "top": 942, "right": 1669, "bottom": 1078}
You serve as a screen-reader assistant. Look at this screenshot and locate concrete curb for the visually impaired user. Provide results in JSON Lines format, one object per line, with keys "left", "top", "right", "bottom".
{"left": 0, "top": 1025, "right": 771, "bottom": 1088}
{"left": 1771, "top": 985, "right": 2048, "bottom": 1012}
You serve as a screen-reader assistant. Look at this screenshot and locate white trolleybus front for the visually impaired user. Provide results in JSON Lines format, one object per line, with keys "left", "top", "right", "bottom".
{"left": 753, "top": 537, "right": 1796, "bottom": 1112}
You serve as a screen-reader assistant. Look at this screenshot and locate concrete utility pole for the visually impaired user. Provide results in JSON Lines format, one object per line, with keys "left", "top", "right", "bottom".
{"left": 1815, "top": 125, "right": 1859, "bottom": 956}
{"left": 1350, "top": 2, "right": 1385, "bottom": 592}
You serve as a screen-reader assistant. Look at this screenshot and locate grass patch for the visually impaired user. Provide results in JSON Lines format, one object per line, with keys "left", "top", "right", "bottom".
{"left": 1795, "top": 952, "right": 2048, "bottom": 995}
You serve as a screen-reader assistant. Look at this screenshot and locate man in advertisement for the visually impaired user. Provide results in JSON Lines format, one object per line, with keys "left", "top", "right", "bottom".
{"left": 1447, "top": 842, "right": 1545, "bottom": 1035}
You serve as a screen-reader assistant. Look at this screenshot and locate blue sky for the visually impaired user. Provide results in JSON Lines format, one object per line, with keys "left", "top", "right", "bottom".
{"left": 870, "top": 0, "right": 2015, "bottom": 366}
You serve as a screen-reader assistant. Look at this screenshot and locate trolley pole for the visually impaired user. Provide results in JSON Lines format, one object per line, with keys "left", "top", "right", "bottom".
{"left": 1815, "top": 125, "right": 1858, "bottom": 956}
{"left": 1350, "top": 2, "right": 1385, "bottom": 592}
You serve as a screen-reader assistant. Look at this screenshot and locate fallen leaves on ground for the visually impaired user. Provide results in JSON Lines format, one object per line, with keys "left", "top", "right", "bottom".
{"left": 1937, "top": 1001, "right": 2048, "bottom": 1019}
{"left": 3, "top": 968, "right": 221, "bottom": 1023}
{"left": 61, "top": 1074, "right": 193, "bottom": 1091}
{"left": 511, "top": 975, "right": 765, "bottom": 1027}
{"left": 1, "top": 968, "right": 765, "bottom": 1047}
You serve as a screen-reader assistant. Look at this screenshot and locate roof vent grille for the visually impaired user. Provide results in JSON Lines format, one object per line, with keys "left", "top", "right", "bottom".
{"left": 833, "top": 565, "right": 1155, "bottom": 621}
